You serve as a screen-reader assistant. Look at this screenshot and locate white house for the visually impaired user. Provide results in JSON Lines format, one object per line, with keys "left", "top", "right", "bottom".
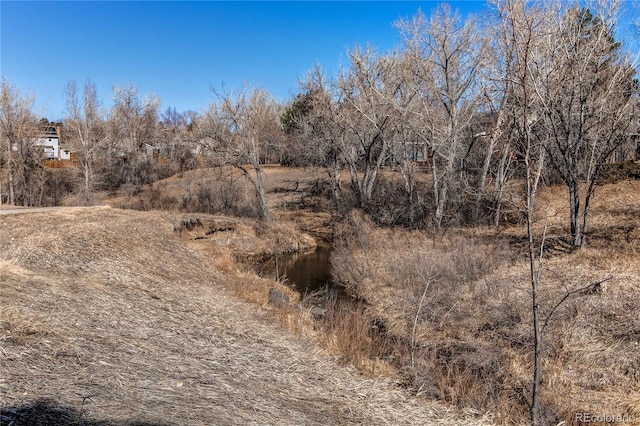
{"left": 33, "top": 125, "right": 61, "bottom": 160}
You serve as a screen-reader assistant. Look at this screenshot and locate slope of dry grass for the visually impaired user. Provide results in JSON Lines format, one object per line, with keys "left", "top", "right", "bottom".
{"left": 330, "top": 181, "right": 640, "bottom": 425}
{"left": 0, "top": 207, "right": 493, "bottom": 425}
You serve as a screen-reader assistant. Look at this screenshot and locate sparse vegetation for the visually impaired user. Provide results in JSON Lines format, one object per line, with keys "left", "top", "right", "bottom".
{"left": 325, "top": 183, "right": 640, "bottom": 424}
{"left": 2, "top": 0, "right": 639, "bottom": 424}
{"left": 598, "top": 160, "right": 640, "bottom": 184}
{"left": 0, "top": 207, "right": 493, "bottom": 425}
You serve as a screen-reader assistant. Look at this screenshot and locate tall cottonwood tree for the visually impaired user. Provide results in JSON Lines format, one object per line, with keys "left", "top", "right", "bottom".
{"left": 535, "top": 2, "right": 638, "bottom": 249}
{"left": 200, "top": 87, "right": 283, "bottom": 222}
{"left": 64, "top": 80, "right": 104, "bottom": 192}
{"left": 0, "top": 78, "right": 39, "bottom": 206}
{"left": 396, "top": 5, "right": 486, "bottom": 227}
{"left": 337, "top": 46, "right": 400, "bottom": 210}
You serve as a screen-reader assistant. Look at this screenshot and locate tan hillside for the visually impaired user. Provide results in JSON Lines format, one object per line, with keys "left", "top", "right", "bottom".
{"left": 0, "top": 207, "right": 492, "bottom": 425}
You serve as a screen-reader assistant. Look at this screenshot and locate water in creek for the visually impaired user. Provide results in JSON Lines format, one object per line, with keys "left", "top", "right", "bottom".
{"left": 259, "top": 245, "right": 343, "bottom": 297}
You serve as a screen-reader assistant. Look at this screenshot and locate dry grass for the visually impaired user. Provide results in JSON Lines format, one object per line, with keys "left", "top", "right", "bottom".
{"left": 329, "top": 180, "right": 640, "bottom": 425}
{"left": 0, "top": 207, "right": 493, "bottom": 425}
{"left": 24, "top": 167, "right": 637, "bottom": 424}
{"left": 94, "top": 166, "right": 324, "bottom": 222}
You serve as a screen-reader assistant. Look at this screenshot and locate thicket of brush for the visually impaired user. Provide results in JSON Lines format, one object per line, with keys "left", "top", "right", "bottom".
{"left": 112, "top": 167, "right": 261, "bottom": 219}
{"left": 321, "top": 209, "right": 640, "bottom": 425}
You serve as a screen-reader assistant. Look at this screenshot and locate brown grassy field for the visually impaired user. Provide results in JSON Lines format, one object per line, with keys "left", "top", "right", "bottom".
{"left": 0, "top": 206, "right": 493, "bottom": 425}
{"left": 329, "top": 181, "right": 640, "bottom": 425}
{"left": 9, "top": 166, "right": 638, "bottom": 425}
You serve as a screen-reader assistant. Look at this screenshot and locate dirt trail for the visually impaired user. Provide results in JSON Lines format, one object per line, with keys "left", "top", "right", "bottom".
{"left": 0, "top": 206, "right": 89, "bottom": 215}
{"left": 0, "top": 207, "right": 492, "bottom": 425}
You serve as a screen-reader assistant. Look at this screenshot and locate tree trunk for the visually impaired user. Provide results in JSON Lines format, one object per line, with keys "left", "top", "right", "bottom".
{"left": 236, "top": 164, "right": 270, "bottom": 222}
{"left": 579, "top": 178, "right": 597, "bottom": 248}
{"left": 254, "top": 166, "right": 270, "bottom": 222}
{"left": 493, "top": 144, "right": 512, "bottom": 227}
{"left": 525, "top": 137, "right": 542, "bottom": 426}
{"left": 474, "top": 107, "right": 505, "bottom": 225}
{"left": 330, "top": 156, "right": 342, "bottom": 210}
{"left": 431, "top": 152, "right": 441, "bottom": 227}
{"left": 529, "top": 242, "right": 542, "bottom": 426}
{"left": 345, "top": 156, "right": 364, "bottom": 208}
{"left": 569, "top": 181, "right": 581, "bottom": 249}
{"left": 434, "top": 152, "right": 455, "bottom": 228}
{"left": 474, "top": 138, "right": 495, "bottom": 225}
{"left": 402, "top": 161, "right": 417, "bottom": 225}
{"left": 434, "top": 183, "right": 447, "bottom": 228}
{"left": 83, "top": 160, "right": 91, "bottom": 192}
{"left": 8, "top": 162, "right": 15, "bottom": 206}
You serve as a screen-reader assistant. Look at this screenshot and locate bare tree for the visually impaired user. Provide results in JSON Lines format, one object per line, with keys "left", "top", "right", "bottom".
{"left": 493, "top": 1, "right": 554, "bottom": 423}
{"left": 535, "top": 1, "right": 638, "bottom": 249}
{"left": 296, "top": 53, "right": 402, "bottom": 213}
{"left": 379, "top": 50, "right": 429, "bottom": 225}
{"left": 0, "top": 78, "right": 39, "bottom": 206}
{"left": 109, "top": 85, "right": 160, "bottom": 154}
{"left": 101, "top": 85, "right": 160, "bottom": 191}
{"left": 64, "top": 80, "right": 105, "bottom": 192}
{"left": 296, "top": 66, "right": 345, "bottom": 208}
{"left": 471, "top": 13, "right": 515, "bottom": 226}
{"left": 159, "top": 107, "right": 199, "bottom": 175}
{"left": 396, "top": 5, "right": 486, "bottom": 227}
{"left": 336, "top": 46, "right": 399, "bottom": 210}
{"left": 200, "top": 87, "right": 283, "bottom": 222}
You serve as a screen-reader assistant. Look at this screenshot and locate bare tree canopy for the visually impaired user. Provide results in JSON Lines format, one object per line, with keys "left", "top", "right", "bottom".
{"left": 0, "top": 78, "right": 39, "bottom": 206}
{"left": 535, "top": 1, "right": 638, "bottom": 248}
{"left": 64, "top": 80, "right": 105, "bottom": 192}
{"left": 199, "top": 87, "right": 284, "bottom": 222}
{"left": 396, "top": 4, "right": 487, "bottom": 227}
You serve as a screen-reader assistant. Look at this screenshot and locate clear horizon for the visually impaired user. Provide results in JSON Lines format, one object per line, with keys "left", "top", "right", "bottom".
{"left": 2, "top": 1, "right": 638, "bottom": 121}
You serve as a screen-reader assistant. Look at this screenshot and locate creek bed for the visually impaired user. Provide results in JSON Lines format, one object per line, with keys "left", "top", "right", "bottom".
{"left": 256, "top": 245, "right": 348, "bottom": 299}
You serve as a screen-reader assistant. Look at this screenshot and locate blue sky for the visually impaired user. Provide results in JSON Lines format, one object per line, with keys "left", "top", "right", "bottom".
{"left": 1, "top": 1, "right": 638, "bottom": 121}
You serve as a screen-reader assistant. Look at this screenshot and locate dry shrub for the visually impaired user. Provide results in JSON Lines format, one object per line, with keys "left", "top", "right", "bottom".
{"left": 112, "top": 167, "right": 260, "bottom": 218}
{"left": 598, "top": 160, "right": 640, "bottom": 184}
{"left": 318, "top": 299, "right": 393, "bottom": 375}
{"left": 329, "top": 211, "right": 518, "bottom": 417}
{"left": 180, "top": 172, "right": 257, "bottom": 218}
{"left": 328, "top": 202, "right": 640, "bottom": 424}
{"left": 62, "top": 188, "right": 101, "bottom": 207}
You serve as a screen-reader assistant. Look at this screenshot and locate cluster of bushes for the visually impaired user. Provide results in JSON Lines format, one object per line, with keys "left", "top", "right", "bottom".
{"left": 97, "top": 157, "right": 176, "bottom": 194}
{"left": 598, "top": 160, "right": 640, "bottom": 183}
{"left": 313, "top": 211, "right": 639, "bottom": 424}
{"left": 121, "top": 170, "right": 259, "bottom": 219}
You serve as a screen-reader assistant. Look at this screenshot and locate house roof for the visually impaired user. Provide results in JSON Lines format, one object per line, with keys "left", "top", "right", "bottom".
{"left": 39, "top": 126, "right": 59, "bottom": 138}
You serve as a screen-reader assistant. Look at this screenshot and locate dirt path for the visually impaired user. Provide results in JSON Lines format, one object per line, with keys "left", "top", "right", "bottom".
{"left": 0, "top": 206, "right": 89, "bottom": 215}
{"left": 0, "top": 207, "right": 492, "bottom": 425}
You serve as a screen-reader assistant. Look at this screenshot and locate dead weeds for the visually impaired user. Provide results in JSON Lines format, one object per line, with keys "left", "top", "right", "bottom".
{"left": 0, "top": 207, "right": 493, "bottom": 425}
{"left": 327, "top": 181, "right": 640, "bottom": 425}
